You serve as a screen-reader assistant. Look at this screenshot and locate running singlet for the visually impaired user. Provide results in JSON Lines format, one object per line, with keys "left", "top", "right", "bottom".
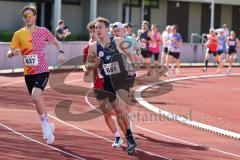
{"left": 139, "top": 30, "right": 149, "bottom": 50}
{"left": 206, "top": 35, "right": 217, "bottom": 52}
{"left": 169, "top": 33, "right": 182, "bottom": 53}
{"left": 217, "top": 36, "right": 226, "bottom": 52}
{"left": 228, "top": 37, "right": 237, "bottom": 50}
{"left": 162, "top": 31, "right": 171, "bottom": 48}
{"left": 10, "top": 27, "right": 55, "bottom": 75}
{"left": 149, "top": 32, "right": 161, "bottom": 53}
{"left": 83, "top": 45, "right": 103, "bottom": 89}
{"left": 97, "top": 39, "right": 134, "bottom": 86}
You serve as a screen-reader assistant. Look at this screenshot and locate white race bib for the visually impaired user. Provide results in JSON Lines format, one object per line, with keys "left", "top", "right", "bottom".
{"left": 103, "top": 62, "right": 121, "bottom": 75}
{"left": 141, "top": 42, "right": 146, "bottom": 49}
{"left": 229, "top": 41, "right": 236, "bottom": 46}
{"left": 23, "top": 54, "right": 38, "bottom": 66}
{"left": 149, "top": 42, "right": 157, "bottom": 48}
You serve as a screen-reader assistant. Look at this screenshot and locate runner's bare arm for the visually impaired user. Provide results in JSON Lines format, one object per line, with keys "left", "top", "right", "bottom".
{"left": 52, "top": 38, "right": 63, "bottom": 51}
{"left": 85, "top": 42, "right": 98, "bottom": 70}
{"left": 116, "top": 37, "right": 134, "bottom": 63}
{"left": 134, "top": 39, "right": 141, "bottom": 55}
{"left": 157, "top": 32, "right": 162, "bottom": 44}
{"left": 6, "top": 48, "right": 21, "bottom": 58}
{"left": 52, "top": 38, "right": 65, "bottom": 64}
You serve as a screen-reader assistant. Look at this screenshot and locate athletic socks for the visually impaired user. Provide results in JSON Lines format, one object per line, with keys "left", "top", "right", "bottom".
{"left": 205, "top": 60, "right": 208, "bottom": 68}
{"left": 126, "top": 129, "right": 132, "bottom": 137}
{"left": 114, "top": 130, "right": 120, "bottom": 138}
{"left": 40, "top": 114, "right": 49, "bottom": 125}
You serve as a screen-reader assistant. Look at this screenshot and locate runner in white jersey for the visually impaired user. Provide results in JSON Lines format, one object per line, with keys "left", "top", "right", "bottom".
{"left": 161, "top": 25, "right": 172, "bottom": 66}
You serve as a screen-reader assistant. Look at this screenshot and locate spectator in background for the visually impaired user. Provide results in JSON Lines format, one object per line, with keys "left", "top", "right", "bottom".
{"left": 55, "top": 20, "right": 71, "bottom": 41}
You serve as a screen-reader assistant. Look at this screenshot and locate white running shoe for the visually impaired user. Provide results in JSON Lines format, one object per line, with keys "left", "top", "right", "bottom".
{"left": 227, "top": 67, "right": 232, "bottom": 74}
{"left": 42, "top": 123, "right": 55, "bottom": 144}
{"left": 202, "top": 67, "right": 207, "bottom": 72}
{"left": 233, "top": 55, "right": 238, "bottom": 61}
{"left": 112, "top": 137, "right": 123, "bottom": 148}
{"left": 176, "top": 68, "right": 180, "bottom": 75}
{"left": 216, "top": 69, "right": 221, "bottom": 74}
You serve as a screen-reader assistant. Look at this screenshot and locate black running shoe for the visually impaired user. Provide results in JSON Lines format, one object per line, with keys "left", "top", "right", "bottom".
{"left": 126, "top": 134, "right": 137, "bottom": 156}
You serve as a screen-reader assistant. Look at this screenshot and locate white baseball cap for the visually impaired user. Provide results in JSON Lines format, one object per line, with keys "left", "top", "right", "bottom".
{"left": 219, "top": 28, "right": 224, "bottom": 32}
{"left": 113, "top": 22, "right": 124, "bottom": 29}
{"left": 209, "top": 28, "right": 215, "bottom": 32}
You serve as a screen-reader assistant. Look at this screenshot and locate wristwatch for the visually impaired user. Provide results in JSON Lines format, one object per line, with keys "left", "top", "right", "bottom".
{"left": 10, "top": 50, "right": 14, "bottom": 57}
{"left": 59, "top": 50, "right": 64, "bottom": 54}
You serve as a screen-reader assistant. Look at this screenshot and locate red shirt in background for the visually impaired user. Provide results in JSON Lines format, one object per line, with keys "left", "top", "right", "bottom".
{"left": 206, "top": 35, "right": 217, "bottom": 52}
{"left": 83, "top": 45, "right": 103, "bottom": 89}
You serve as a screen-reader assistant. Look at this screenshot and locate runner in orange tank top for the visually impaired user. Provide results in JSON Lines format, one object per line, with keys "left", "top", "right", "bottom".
{"left": 202, "top": 28, "right": 219, "bottom": 72}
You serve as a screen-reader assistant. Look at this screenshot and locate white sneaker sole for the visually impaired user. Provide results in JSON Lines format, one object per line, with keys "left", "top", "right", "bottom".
{"left": 112, "top": 138, "right": 123, "bottom": 148}
{"left": 43, "top": 123, "right": 55, "bottom": 145}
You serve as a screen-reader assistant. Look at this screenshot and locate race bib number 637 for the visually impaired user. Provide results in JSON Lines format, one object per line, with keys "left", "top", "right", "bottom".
{"left": 23, "top": 54, "right": 39, "bottom": 66}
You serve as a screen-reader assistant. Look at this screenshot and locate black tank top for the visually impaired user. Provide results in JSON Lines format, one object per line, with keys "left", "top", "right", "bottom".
{"left": 228, "top": 37, "right": 237, "bottom": 50}
{"left": 97, "top": 38, "right": 130, "bottom": 83}
{"left": 139, "top": 30, "right": 150, "bottom": 49}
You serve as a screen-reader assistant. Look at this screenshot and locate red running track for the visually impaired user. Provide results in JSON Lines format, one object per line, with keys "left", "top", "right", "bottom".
{"left": 0, "top": 67, "right": 239, "bottom": 160}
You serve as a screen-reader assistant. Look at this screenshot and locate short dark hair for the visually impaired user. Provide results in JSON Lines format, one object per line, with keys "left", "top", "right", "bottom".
{"left": 124, "top": 23, "right": 133, "bottom": 28}
{"left": 21, "top": 5, "right": 37, "bottom": 15}
{"left": 87, "top": 21, "right": 95, "bottom": 30}
{"left": 95, "top": 17, "right": 110, "bottom": 28}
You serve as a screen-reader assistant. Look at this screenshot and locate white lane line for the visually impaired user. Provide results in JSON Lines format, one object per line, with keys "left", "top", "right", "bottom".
{"left": 0, "top": 121, "right": 86, "bottom": 160}
{"left": 84, "top": 89, "right": 172, "bottom": 159}
{"left": 2, "top": 73, "right": 239, "bottom": 159}
{"left": 2, "top": 109, "right": 239, "bottom": 159}
{"left": 134, "top": 73, "right": 240, "bottom": 139}
{"left": 84, "top": 83, "right": 240, "bottom": 159}
{"left": 136, "top": 125, "right": 240, "bottom": 159}
{"left": 48, "top": 114, "right": 173, "bottom": 160}
{"left": 0, "top": 110, "right": 170, "bottom": 158}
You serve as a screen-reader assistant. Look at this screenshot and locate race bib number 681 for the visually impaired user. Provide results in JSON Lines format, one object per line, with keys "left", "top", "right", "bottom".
{"left": 103, "top": 62, "right": 121, "bottom": 75}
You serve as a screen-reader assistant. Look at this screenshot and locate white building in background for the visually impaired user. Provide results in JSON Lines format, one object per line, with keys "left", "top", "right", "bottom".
{"left": 0, "top": 0, "right": 239, "bottom": 42}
